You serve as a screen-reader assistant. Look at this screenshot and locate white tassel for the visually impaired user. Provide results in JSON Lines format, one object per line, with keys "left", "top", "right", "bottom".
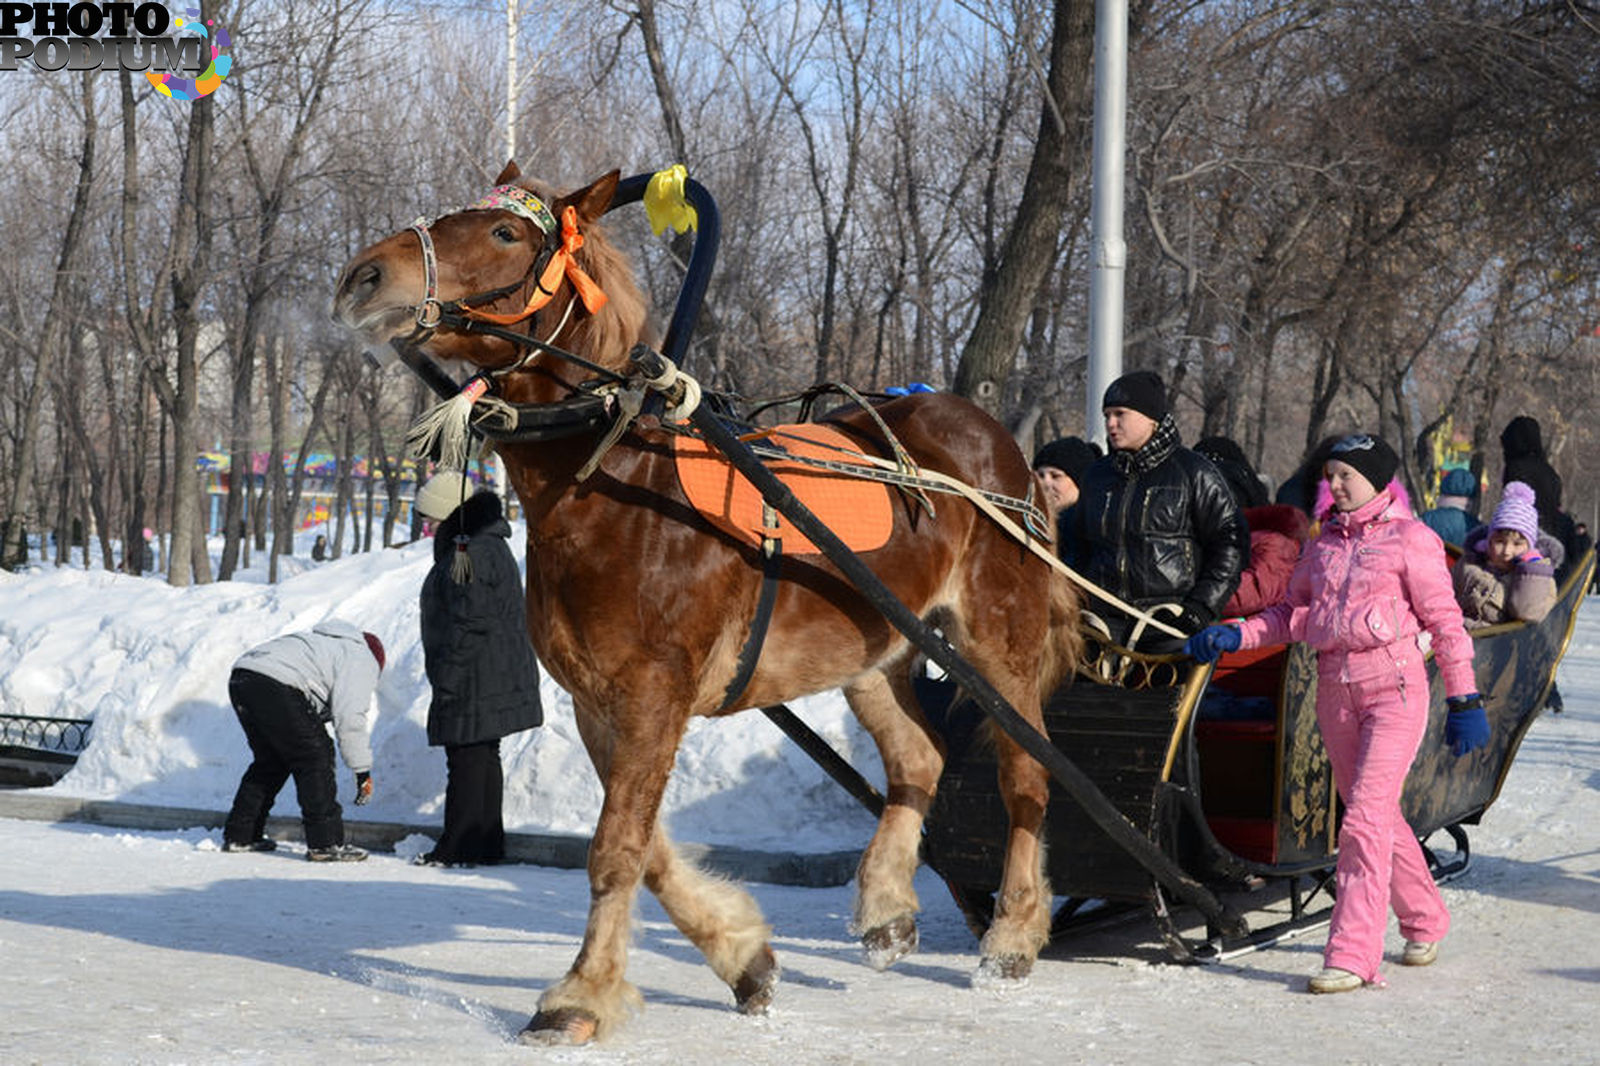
{"left": 449, "top": 535, "right": 473, "bottom": 584}
{"left": 407, "top": 377, "right": 490, "bottom": 466}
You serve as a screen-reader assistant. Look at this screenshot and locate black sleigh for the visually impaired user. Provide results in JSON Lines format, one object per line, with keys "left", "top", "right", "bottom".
{"left": 918, "top": 549, "right": 1595, "bottom": 960}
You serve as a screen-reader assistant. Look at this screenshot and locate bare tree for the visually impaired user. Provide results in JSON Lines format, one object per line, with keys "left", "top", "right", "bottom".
{"left": 1, "top": 72, "right": 99, "bottom": 570}
{"left": 953, "top": 0, "right": 1094, "bottom": 421}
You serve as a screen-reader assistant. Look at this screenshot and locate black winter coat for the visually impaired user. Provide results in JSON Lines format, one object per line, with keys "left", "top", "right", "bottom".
{"left": 1500, "top": 416, "right": 1564, "bottom": 526}
{"left": 1501, "top": 415, "right": 1580, "bottom": 581}
{"left": 420, "top": 492, "right": 543, "bottom": 747}
{"left": 1071, "top": 422, "right": 1248, "bottom": 625}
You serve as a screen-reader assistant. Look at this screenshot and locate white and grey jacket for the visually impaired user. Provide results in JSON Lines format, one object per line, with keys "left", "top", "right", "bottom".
{"left": 233, "top": 620, "right": 379, "bottom": 772}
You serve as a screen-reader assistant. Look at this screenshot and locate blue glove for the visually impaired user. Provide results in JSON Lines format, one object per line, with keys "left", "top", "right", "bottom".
{"left": 1445, "top": 694, "right": 1490, "bottom": 756}
{"left": 1184, "top": 624, "right": 1241, "bottom": 663}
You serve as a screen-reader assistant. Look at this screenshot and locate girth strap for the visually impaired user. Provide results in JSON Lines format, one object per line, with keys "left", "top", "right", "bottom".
{"left": 718, "top": 505, "right": 783, "bottom": 712}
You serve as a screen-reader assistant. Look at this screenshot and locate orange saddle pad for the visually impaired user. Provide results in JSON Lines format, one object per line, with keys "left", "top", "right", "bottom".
{"left": 673, "top": 423, "right": 894, "bottom": 554}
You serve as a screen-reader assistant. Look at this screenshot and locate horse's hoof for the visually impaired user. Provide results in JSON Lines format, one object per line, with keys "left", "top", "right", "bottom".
{"left": 861, "top": 915, "right": 919, "bottom": 970}
{"left": 972, "top": 952, "right": 1033, "bottom": 989}
{"left": 518, "top": 1007, "right": 600, "bottom": 1046}
{"left": 733, "top": 945, "right": 780, "bottom": 1014}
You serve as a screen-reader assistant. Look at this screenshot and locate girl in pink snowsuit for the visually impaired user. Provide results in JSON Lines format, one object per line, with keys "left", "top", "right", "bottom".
{"left": 1186, "top": 434, "right": 1488, "bottom": 993}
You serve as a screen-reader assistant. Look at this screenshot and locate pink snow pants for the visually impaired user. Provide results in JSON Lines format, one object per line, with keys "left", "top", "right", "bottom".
{"left": 1316, "top": 648, "right": 1450, "bottom": 981}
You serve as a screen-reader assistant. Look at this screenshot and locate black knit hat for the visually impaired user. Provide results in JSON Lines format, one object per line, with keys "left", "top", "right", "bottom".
{"left": 1102, "top": 370, "right": 1167, "bottom": 421}
{"left": 1032, "top": 436, "right": 1102, "bottom": 484}
{"left": 1326, "top": 433, "right": 1399, "bottom": 492}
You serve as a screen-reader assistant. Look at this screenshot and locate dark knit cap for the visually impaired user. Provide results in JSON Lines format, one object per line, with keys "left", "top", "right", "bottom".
{"left": 1326, "top": 433, "right": 1399, "bottom": 492}
{"left": 1439, "top": 467, "right": 1476, "bottom": 496}
{"left": 1102, "top": 370, "right": 1167, "bottom": 421}
{"left": 1032, "top": 436, "right": 1102, "bottom": 484}
{"left": 1194, "top": 436, "right": 1250, "bottom": 470}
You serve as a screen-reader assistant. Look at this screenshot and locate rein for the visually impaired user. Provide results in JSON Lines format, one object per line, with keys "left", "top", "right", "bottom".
{"left": 388, "top": 177, "right": 1182, "bottom": 640}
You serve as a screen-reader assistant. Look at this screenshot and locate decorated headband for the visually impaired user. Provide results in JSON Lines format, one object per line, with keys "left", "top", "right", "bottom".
{"left": 466, "top": 184, "right": 558, "bottom": 235}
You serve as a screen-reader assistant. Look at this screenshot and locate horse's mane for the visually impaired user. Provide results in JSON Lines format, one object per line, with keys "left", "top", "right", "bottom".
{"left": 521, "top": 177, "right": 652, "bottom": 369}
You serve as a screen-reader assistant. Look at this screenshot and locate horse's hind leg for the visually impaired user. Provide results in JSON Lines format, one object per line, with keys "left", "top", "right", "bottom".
{"left": 844, "top": 654, "right": 944, "bottom": 969}
{"left": 642, "top": 823, "right": 778, "bottom": 1013}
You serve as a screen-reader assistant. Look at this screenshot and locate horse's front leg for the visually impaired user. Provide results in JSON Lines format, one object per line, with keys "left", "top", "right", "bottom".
{"left": 521, "top": 707, "right": 683, "bottom": 1045}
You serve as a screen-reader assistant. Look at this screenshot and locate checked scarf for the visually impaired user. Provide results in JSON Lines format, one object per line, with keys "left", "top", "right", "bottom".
{"left": 1112, "top": 414, "right": 1181, "bottom": 478}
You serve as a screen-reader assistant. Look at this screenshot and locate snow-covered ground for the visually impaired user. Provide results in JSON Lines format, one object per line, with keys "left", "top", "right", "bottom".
{"left": 1, "top": 543, "right": 1597, "bottom": 1064}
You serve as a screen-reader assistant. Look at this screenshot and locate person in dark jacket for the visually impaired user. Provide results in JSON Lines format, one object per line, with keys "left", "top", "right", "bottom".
{"left": 1194, "top": 436, "right": 1269, "bottom": 511}
{"left": 1033, "top": 436, "right": 1101, "bottom": 568}
{"left": 223, "top": 620, "right": 384, "bottom": 862}
{"left": 414, "top": 472, "right": 543, "bottom": 867}
{"left": 1500, "top": 415, "right": 1578, "bottom": 582}
{"left": 1275, "top": 435, "right": 1345, "bottom": 517}
{"left": 1032, "top": 436, "right": 1101, "bottom": 516}
{"left": 1574, "top": 522, "right": 1595, "bottom": 594}
{"left": 1069, "top": 370, "right": 1248, "bottom": 648}
{"left": 1420, "top": 467, "right": 1478, "bottom": 548}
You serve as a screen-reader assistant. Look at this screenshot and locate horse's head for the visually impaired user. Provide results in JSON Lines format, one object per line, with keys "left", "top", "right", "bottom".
{"left": 332, "top": 163, "right": 649, "bottom": 394}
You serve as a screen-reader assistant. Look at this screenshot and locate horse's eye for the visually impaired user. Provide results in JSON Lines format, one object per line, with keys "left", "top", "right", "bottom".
{"left": 493, "top": 224, "right": 517, "bottom": 243}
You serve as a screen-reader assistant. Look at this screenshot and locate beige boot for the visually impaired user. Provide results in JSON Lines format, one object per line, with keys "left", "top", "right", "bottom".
{"left": 1308, "top": 967, "right": 1364, "bottom": 994}
{"left": 1401, "top": 940, "right": 1439, "bottom": 967}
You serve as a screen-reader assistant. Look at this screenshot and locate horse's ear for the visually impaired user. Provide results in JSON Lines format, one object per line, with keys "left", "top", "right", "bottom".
{"left": 494, "top": 160, "right": 521, "bottom": 185}
{"left": 563, "top": 170, "right": 621, "bottom": 226}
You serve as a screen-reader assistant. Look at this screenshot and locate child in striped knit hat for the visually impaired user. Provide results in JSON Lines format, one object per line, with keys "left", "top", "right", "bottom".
{"left": 1452, "top": 481, "right": 1564, "bottom": 627}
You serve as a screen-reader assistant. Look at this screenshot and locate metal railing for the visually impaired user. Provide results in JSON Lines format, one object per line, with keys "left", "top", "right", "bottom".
{"left": 0, "top": 714, "right": 93, "bottom": 755}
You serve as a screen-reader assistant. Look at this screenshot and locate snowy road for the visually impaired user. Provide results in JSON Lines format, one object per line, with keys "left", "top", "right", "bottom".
{"left": 1, "top": 560, "right": 1597, "bottom": 1064}
{"left": 5, "top": 649, "right": 1598, "bottom": 1064}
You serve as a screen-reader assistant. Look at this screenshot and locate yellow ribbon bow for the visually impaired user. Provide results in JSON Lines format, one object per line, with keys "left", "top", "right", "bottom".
{"left": 644, "top": 164, "right": 698, "bottom": 236}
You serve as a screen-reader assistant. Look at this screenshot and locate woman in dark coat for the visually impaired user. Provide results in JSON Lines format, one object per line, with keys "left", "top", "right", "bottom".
{"left": 414, "top": 472, "right": 543, "bottom": 866}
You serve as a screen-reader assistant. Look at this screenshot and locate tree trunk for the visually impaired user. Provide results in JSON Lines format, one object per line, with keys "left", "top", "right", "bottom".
{"left": 953, "top": 0, "right": 1094, "bottom": 419}
{"left": 3, "top": 71, "right": 97, "bottom": 570}
{"left": 166, "top": 89, "right": 217, "bottom": 587}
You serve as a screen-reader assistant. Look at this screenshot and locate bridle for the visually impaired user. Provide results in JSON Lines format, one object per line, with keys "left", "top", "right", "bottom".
{"left": 396, "top": 183, "right": 628, "bottom": 397}
{"left": 408, "top": 183, "right": 608, "bottom": 328}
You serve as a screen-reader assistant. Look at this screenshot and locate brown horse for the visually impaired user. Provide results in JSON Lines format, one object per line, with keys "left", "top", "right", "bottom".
{"left": 333, "top": 164, "right": 1081, "bottom": 1044}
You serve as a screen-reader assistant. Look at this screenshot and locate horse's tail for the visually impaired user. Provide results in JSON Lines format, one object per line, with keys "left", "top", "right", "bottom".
{"left": 1037, "top": 565, "right": 1083, "bottom": 705}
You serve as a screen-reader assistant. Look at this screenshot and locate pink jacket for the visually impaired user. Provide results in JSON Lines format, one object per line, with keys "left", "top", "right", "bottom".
{"left": 1236, "top": 489, "right": 1476, "bottom": 697}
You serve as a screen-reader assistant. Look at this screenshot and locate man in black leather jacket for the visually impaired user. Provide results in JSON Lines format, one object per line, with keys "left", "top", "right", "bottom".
{"left": 1068, "top": 370, "right": 1248, "bottom": 649}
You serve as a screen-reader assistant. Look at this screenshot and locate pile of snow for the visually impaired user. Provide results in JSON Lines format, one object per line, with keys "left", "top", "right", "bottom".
{"left": 0, "top": 534, "right": 881, "bottom": 853}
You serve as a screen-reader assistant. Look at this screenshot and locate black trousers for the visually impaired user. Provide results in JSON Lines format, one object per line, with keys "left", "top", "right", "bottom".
{"left": 431, "top": 739, "right": 505, "bottom": 864}
{"left": 224, "top": 669, "right": 344, "bottom": 849}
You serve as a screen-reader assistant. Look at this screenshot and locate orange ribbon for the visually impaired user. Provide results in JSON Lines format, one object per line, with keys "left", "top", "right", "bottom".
{"left": 462, "top": 206, "right": 608, "bottom": 325}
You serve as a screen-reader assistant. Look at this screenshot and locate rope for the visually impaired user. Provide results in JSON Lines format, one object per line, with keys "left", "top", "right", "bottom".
{"left": 825, "top": 449, "right": 1187, "bottom": 640}
{"left": 629, "top": 363, "right": 1189, "bottom": 642}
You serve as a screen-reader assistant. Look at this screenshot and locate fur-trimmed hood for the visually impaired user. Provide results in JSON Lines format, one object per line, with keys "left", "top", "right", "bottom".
{"left": 1314, "top": 478, "right": 1413, "bottom": 523}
